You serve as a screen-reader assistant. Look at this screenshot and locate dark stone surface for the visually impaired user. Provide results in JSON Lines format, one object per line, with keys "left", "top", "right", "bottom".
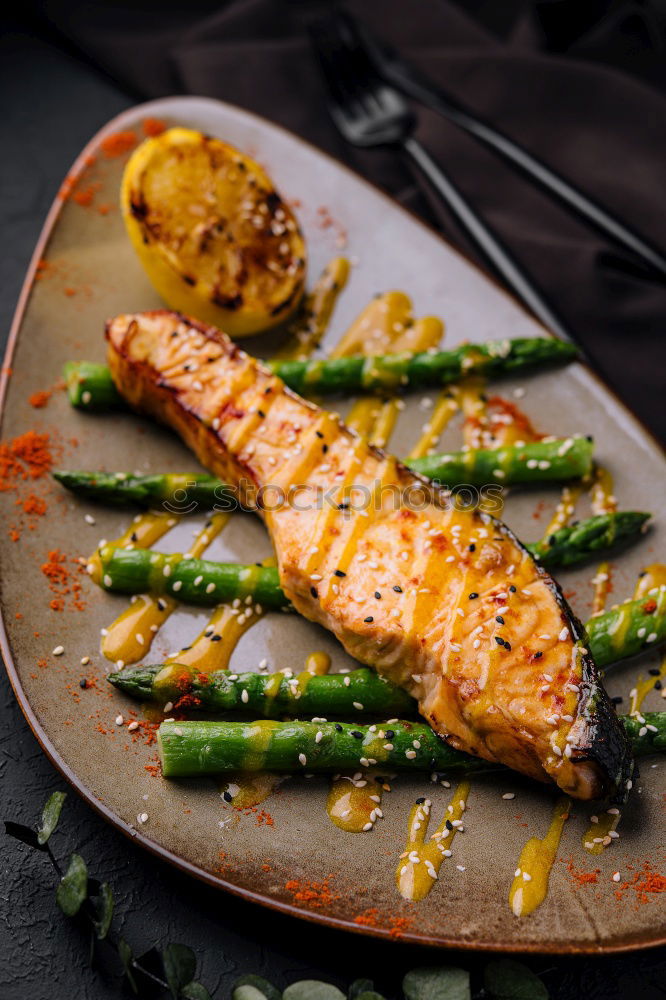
{"left": 0, "top": 26, "right": 664, "bottom": 1000}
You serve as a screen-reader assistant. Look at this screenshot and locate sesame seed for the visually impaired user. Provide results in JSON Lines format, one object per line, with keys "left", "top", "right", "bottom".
{"left": 138, "top": 812, "right": 148, "bottom": 824}
{"left": 172, "top": 580, "right": 183, "bottom": 592}
{"left": 559, "top": 627, "right": 569, "bottom": 641}
{"left": 353, "top": 702, "right": 364, "bottom": 711}
{"left": 502, "top": 793, "right": 515, "bottom": 800}
{"left": 80, "top": 656, "right": 90, "bottom": 665}
{"left": 52, "top": 645, "right": 64, "bottom": 656}
{"left": 298, "top": 753, "right": 307, "bottom": 766}
{"left": 84, "top": 513, "right": 96, "bottom": 525}
{"left": 115, "top": 715, "right": 124, "bottom": 726}
{"left": 405, "top": 750, "right": 417, "bottom": 759}
{"left": 128, "top": 721, "right": 139, "bottom": 732}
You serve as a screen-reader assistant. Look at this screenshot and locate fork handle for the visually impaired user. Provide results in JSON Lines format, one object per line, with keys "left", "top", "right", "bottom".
{"left": 403, "top": 137, "right": 579, "bottom": 347}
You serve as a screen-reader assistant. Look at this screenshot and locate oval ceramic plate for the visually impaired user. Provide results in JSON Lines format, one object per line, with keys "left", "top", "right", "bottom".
{"left": 1, "top": 97, "right": 664, "bottom": 953}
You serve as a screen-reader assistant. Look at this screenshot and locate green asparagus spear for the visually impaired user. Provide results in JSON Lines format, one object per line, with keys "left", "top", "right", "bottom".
{"left": 587, "top": 585, "right": 666, "bottom": 667}
{"left": 527, "top": 511, "right": 650, "bottom": 570}
{"left": 91, "top": 545, "right": 286, "bottom": 609}
{"left": 54, "top": 438, "right": 593, "bottom": 506}
{"left": 408, "top": 436, "right": 593, "bottom": 485}
{"left": 157, "top": 712, "right": 665, "bottom": 778}
{"left": 63, "top": 361, "right": 123, "bottom": 410}
{"left": 109, "top": 664, "right": 415, "bottom": 717}
{"left": 53, "top": 470, "right": 239, "bottom": 511}
{"left": 267, "top": 337, "right": 578, "bottom": 395}
{"left": 63, "top": 337, "right": 577, "bottom": 409}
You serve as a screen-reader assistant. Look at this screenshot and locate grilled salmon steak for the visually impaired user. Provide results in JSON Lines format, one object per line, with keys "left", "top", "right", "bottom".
{"left": 106, "top": 310, "right": 632, "bottom": 800}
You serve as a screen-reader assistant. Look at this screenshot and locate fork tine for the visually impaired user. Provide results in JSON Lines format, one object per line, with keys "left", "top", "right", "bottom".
{"left": 309, "top": 15, "right": 373, "bottom": 120}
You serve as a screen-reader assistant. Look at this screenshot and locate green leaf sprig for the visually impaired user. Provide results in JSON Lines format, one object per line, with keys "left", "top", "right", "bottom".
{"left": 6, "top": 792, "right": 552, "bottom": 1000}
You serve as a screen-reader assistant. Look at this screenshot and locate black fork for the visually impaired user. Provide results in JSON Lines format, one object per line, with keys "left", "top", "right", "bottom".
{"left": 309, "top": 13, "right": 583, "bottom": 350}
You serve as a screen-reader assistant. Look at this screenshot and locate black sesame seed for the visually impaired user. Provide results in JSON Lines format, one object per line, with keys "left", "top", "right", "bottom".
{"left": 79, "top": 678, "right": 87, "bottom": 689}
{"left": 315, "top": 430, "right": 324, "bottom": 438}
{"left": 468, "top": 592, "right": 479, "bottom": 600}
{"left": 364, "top": 616, "right": 374, "bottom": 623}
{"left": 655, "top": 680, "right": 662, "bottom": 690}
{"left": 496, "top": 615, "right": 505, "bottom": 625}
{"left": 374, "top": 591, "right": 381, "bottom": 600}
{"left": 130, "top": 532, "right": 138, "bottom": 543}
{"left": 648, "top": 667, "right": 661, "bottom": 676}
{"left": 549, "top": 535, "right": 557, "bottom": 546}
{"left": 585, "top": 434, "right": 593, "bottom": 442}
{"left": 257, "top": 409, "right": 266, "bottom": 418}
{"left": 322, "top": 443, "right": 328, "bottom": 453}
{"left": 334, "top": 569, "right": 346, "bottom": 577}
{"left": 445, "top": 819, "right": 453, "bottom": 830}
{"left": 210, "top": 634, "right": 222, "bottom": 642}
{"left": 351, "top": 730, "right": 363, "bottom": 739}
{"left": 223, "top": 791, "right": 233, "bottom": 802}
{"left": 468, "top": 543, "right": 476, "bottom": 552}
{"left": 310, "top": 586, "right": 318, "bottom": 598}
{"left": 334, "top": 723, "right": 343, "bottom": 732}
{"left": 495, "top": 636, "right": 505, "bottom": 646}
{"left": 504, "top": 641, "right": 512, "bottom": 651}
{"left": 393, "top": 585, "right": 403, "bottom": 593}
{"left": 337, "top": 502, "right": 349, "bottom": 510}
{"left": 415, "top": 797, "right": 426, "bottom": 804}
{"left": 385, "top": 730, "right": 395, "bottom": 739}
{"left": 509, "top": 585, "right": 516, "bottom": 593}
{"left": 534, "top": 651, "right": 543, "bottom": 659}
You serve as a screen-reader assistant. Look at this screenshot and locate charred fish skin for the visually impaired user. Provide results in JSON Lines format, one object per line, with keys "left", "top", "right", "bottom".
{"left": 105, "top": 309, "right": 633, "bottom": 801}
{"left": 541, "top": 569, "right": 634, "bottom": 803}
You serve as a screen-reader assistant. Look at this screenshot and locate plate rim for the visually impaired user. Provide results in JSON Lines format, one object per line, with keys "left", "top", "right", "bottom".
{"left": 1, "top": 94, "right": 664, "bottom": 955}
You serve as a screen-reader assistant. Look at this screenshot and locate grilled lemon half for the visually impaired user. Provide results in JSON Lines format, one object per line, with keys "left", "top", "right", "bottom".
{"left": 120, "top": 127, "right": 306, "bottom": 337}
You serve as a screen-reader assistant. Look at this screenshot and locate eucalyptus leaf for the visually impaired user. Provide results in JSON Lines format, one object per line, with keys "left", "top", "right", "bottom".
{"left": 181, "top": 982, "right": 213, "bottom": 1000}
{"left": 163, "top": 943, "right": 197, "bottom": 999}
{"left": 403, "top": 966, "right": 471, "bottom": 1000}
{"left": 4, "top": 821, "right": 43, "bottom": 851}
{"left": 233, "top": 974, "right": 282, "bottom": 1000}
{"left": 55, "top": 853, "right": 88, "bottom": 917}
{"left": 349, "top": 981, "right": 374, "bottom": 1000}
{"left": 484, "top": 960, "right": 549, "bottom": 1000}
{"left": 92, "top": 882, "right": 114, "bottom": 939}
{"left": 37, "top": 790, "right": 66, "bottom": 845}
{"left": 234, "top": 987, "right": 272, "bottom": 1000}
{"left": 283, "top": 983, "right": 346, "bottom": 1000}
{"left": 119, "top": 937, "right": 138, "bottom": 995}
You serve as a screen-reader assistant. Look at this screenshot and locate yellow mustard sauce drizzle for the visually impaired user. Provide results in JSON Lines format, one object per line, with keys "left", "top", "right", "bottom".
{"left": 96, "top": 511, "right": 180, "bottom": 664}
{"left": 218, "top": 724, "right": 284, "bottom": 811}
{"left": 327, "top": 771, "right": 386, "bottom": 833}
{"left": 396, "top": 781, "right": 471, "bottom": 901}
{"left": 458, "top": 377, "right": 488, "bottom": 450}
{"left": 582, "top": 807, "right": 621, "bottom": 854}
{"left": 509, "top": 796, "right": 571, "bottom": 916}
{"left": 303, "top": 650, "right": 332, "bottom": 676}
{"left": 166, "top": 554, "right": 276, "bottom": 674}
{"left": 219, "top": 772, "right": 284, "bottom": 810}
{"left": 272, "top": 257, "right": 350, "bottom": 361}
{"left": 408, "top": 390, "right": 460, "bottom": 460}
{"left": 101, "top": 511, "right": 229, "bottom": 665}
{"left": 542, "top": 482, "right": 586, "bottom": 539}
{"left": 590, "top": 466, "right": 617, "bottom": 614}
